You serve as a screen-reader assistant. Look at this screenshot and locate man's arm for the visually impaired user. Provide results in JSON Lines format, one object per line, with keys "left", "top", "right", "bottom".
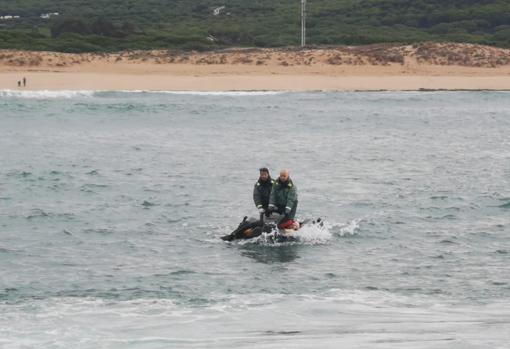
{"left": 268, "top": 182, "right": 277, "bottom": 209}
{"left": 253, "top": 183, "right": 262, "bottom": 208}
{"left": 285, "top": 184, "right": 298, "bottom": 213}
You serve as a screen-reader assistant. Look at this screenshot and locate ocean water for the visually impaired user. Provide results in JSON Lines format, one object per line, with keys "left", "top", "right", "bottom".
{"left": 1, "top": 90, "right": 509, "bottom": 348}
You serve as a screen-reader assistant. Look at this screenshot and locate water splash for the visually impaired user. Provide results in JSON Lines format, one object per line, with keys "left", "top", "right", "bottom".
{"left": 294, "top": 222, "right": 332, "bottom": 244}
{"left": 234, "top": 221, "right": 332, "bottom": 246}
{"left": 328, "top": 218, "right": 362, "bottom": 237}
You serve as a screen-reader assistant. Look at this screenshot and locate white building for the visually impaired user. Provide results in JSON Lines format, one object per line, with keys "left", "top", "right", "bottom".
{"left": 213, "top": 6, "right": 225, "bottom": 16}
{"left": 40, "top": 12, "right": 60, "bottom": 19}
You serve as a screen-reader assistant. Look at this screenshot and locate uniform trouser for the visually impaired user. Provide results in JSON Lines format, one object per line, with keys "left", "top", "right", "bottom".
{"left": 276, "top": 201, "right": 298, "bottom": 220}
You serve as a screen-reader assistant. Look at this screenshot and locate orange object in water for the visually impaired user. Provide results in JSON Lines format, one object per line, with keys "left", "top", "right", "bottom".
{"left": 243, "top": 228, "right": 253, "bottom": 237}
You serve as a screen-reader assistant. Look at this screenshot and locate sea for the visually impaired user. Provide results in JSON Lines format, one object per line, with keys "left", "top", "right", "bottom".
{"left": 1, "top": 90, "right": 509, "bottom": 348}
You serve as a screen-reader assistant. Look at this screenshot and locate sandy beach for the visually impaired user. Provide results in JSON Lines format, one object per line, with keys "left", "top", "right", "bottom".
{"left": 1, "top": 43, "right": 510, "bottom": 91}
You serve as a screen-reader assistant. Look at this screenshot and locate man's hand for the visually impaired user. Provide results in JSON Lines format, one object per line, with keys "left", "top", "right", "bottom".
{"left": 258, "top": 208, "right": 265, "bottom": 214}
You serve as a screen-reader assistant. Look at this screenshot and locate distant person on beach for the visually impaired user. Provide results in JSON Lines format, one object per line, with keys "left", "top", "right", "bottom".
{"left": 23, "top": 77, "right": 26, "bottom": 87}
{"left": 268, "top": 169, "right": 298, "bottom": 222}
{"left": 17, "top": 81, "right": 21, "bottom": 88}
{"left": 253, "top": 167, "right": 274, "bottom": 214}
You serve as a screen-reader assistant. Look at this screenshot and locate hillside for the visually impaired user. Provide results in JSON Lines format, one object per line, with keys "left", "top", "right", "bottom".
{"left": 0, "top": 0, "right": 509, "bottom": 52}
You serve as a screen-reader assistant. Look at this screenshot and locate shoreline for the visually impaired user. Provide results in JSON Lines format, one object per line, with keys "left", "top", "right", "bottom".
{"left": 4, "top": 88, "right": 510, "bottom": 92}
{"left": 2, "top": 73, "right": 510, "bottom": 92}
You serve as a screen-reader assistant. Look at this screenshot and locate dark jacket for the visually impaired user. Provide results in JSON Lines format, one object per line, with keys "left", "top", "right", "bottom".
{"left": 253, "top": 178, "right": 274, "bottom": 209}
{"left": 269, "top": 178, "right": 298, "bottom": 215}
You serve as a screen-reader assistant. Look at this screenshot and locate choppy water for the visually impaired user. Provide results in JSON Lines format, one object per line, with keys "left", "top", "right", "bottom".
{"left": 1, "top": 90, "right": 509, "bottom": 348}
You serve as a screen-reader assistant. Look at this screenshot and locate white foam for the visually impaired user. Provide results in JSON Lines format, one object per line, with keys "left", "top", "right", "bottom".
{"left": 0, "top": 89, "right": 96, "bottom": 99}
{"left": 235, "top": 221, "right": 332, "bottom": 245}
{"left": 2, "top": 294, "right": 510, "bottom": 348}
{"left": 0, "top": 89, "right": 285, "bottom": 99}
{"left": 294, "top": 222, "right": 332, "bottom": 244}
{"left": 154, "top": 90, "right": 286, "bottom": 96}
{"left": 324, "top": 218, "right": 362, "bottom": 237}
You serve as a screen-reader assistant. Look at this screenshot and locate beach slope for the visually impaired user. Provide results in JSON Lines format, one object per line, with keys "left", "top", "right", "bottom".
{"left": 1, "top": 43, "right": 510, "bottom": 91}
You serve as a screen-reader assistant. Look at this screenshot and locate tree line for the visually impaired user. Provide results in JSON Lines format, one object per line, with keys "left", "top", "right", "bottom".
{"left": 0, "top": 0, "right": 509, "bottom": 52}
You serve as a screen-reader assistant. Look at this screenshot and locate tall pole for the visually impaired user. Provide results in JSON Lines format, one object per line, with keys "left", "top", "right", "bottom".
{"left": 301, "top": 0, "right": 306, "bottom": 47}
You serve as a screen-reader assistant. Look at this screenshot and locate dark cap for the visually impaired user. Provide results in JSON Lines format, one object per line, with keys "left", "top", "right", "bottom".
{"left": 259, "top": 167, "right": 269, "bottom": 173}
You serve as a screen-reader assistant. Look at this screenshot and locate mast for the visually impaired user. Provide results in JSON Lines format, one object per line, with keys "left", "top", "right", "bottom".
{"left": 301, "top": 0, "right": 307, "bottom": 47}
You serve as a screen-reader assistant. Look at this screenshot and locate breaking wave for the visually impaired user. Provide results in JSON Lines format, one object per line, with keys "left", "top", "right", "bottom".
{"left": 0, "top": 90, "right": 96, "bottom": 99}
{"left": 152, "top": 90, "right": 286, "bottom": 96}
{"left": 0, "top": 89, "right": 285, "bottom": 99}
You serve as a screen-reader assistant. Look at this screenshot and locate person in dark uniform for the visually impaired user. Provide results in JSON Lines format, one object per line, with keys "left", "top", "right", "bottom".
{"left": 253, "top": 167, "right": 274, "bottom": 214}
{"left": 268, "top": 169, "right": 298, "bottom": 220}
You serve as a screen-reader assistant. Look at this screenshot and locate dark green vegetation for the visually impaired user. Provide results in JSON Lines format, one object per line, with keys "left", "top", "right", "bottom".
{"left": 1, "top": 0, "right": 509, "bottom": 52}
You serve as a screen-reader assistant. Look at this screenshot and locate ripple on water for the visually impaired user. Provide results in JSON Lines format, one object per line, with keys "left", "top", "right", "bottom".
{"left": 439, "top": 238, "right": 458, "bottom": 245}
{"left": 430, "top": 195, "right": 449, "bottom": 200}
{"left": 25, "top": 210, "right": 77, "bottom": 222}
{"left": 0, "top": 288, "right": 19, "bottom": 301}
{"left": 0, "top": 247, "right": 15, "bottom": 254}
{"left": 7, "top": 170, "right": 32, "bottom": 178}
{"left": 26, "top": 209, "right": 50, "bottom": 220}
{"left": 82, "top": 228, "right": 115, "bottom": 235}
{"left": 142, "top": 200, "right": 157, "bottom": 208}
{"left": 169, "top": 270, "right": 197, "bottom": 276}
{"left": 80, "top": 183, "right": 109, "bottom": 193}
{"left": 499, "top": 201, "right": 510, "bottom": 208}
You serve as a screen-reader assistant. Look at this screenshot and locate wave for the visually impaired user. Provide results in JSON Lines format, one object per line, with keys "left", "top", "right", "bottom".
{"left": 0, "top": 90, "right": 96, "bottom": 99}
{"left": 0, "top": 89, "right": 286, "bottom": 99}
{"left": 2, "top": 89, "right": 509, "bottom": 100}
{"left": 2, "top": 294, "right": 509, "bottom": 349}
{"left": 499, "top": 201, "right": 510, "bottom": 208}
{"left": 151, "top": 90, "right": 286, "bottom": 96}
